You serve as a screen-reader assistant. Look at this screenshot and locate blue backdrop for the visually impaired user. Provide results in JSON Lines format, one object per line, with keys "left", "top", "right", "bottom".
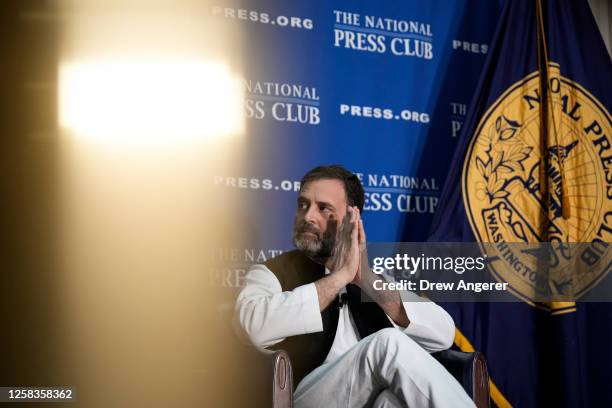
{"left": 210, "top": 0, "right": 503, "bottom": 247}
{"left": 208, "top": 1, "right": 611, "bottom": 406}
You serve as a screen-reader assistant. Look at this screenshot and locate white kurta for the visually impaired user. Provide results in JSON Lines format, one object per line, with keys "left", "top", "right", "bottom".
{"left": 233, "top": 264, "right": 475, "bottom": 408}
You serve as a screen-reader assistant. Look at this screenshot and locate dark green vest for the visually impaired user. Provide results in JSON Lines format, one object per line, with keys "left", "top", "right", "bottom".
{"left": 264, "top": 250, "right": 392, "bottom": 386}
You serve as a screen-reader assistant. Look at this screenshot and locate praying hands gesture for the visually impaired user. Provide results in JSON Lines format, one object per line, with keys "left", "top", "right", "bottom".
{"left": 323, "top": 206, "right": 409, "bottom": 327}
{"left": 326, "top": 206, "right": 365, "bottom": 284}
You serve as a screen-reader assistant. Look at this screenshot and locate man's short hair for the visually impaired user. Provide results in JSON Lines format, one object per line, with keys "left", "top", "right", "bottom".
{"left": 300, "top": 165, "right": 365, "bottom": 212}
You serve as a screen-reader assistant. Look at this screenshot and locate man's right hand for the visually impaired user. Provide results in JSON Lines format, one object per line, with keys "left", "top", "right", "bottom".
{"left": 327, "top": 206, "right": 362, "bottom": 282}
{"left": 315, "top": 206, "right": 361, "bottom": 311}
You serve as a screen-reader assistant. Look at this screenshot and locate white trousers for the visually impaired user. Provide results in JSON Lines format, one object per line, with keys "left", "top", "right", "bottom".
{"left": 294, "top": 328, "right": 475, "bottom": 408}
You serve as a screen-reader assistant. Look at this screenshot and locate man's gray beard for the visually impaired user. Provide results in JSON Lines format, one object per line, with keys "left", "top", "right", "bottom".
{"left": 292, "top": 226, "right": 335, "bottom": 263}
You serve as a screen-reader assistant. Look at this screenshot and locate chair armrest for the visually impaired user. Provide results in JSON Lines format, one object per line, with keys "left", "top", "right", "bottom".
{"left": 255, "top": 348, "right": 293, "bottom": 408}
{"left": 432, "top": 350, "right": 490, "bottom": 408}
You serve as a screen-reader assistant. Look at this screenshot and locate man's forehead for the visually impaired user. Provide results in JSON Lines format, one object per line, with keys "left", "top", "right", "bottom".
{"left": 300, "top": 178, "right": 347, "bottom": 203}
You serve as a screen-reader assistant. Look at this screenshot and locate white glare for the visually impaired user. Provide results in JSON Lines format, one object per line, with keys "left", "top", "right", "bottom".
{"left": 59, "top": 60, "right": 243, "bottom": 141}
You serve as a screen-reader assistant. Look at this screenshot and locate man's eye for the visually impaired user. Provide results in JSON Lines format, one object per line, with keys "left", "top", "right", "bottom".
{"left": 321, "top": 207, "right": 331, "bottom": 213}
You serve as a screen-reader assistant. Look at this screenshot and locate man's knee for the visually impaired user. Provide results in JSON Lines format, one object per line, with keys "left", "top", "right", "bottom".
{"left": 366, "top": 328, "right": 431, "bottom": 370}
{"left": 372, "top": 328, "right": 403, "bottom": 343}
{"left": 370, "top": 328, "right": 418, "bottom": 351}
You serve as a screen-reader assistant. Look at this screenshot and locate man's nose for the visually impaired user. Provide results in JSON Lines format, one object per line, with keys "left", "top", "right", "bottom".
{"left": 304, "top": 205, "right": 319, "bottom": 225}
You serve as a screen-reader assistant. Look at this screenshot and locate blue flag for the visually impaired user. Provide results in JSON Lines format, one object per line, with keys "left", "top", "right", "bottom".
{"left": 429, "top": 0, "right": 611, "bottom": 406}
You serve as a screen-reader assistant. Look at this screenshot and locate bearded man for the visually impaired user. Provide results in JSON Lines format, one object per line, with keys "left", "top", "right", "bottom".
{"left": 233, "top": 165, "right": 474, "bottom": 407}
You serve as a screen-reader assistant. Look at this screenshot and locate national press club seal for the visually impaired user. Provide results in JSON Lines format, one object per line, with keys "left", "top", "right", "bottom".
{"left": 462, "top": 63, "right": 611, "bottom": 309}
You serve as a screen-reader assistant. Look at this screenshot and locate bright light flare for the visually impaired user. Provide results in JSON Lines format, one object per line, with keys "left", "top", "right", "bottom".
{"left": 59, "top": 60, "right": 244, "bottom": 141}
